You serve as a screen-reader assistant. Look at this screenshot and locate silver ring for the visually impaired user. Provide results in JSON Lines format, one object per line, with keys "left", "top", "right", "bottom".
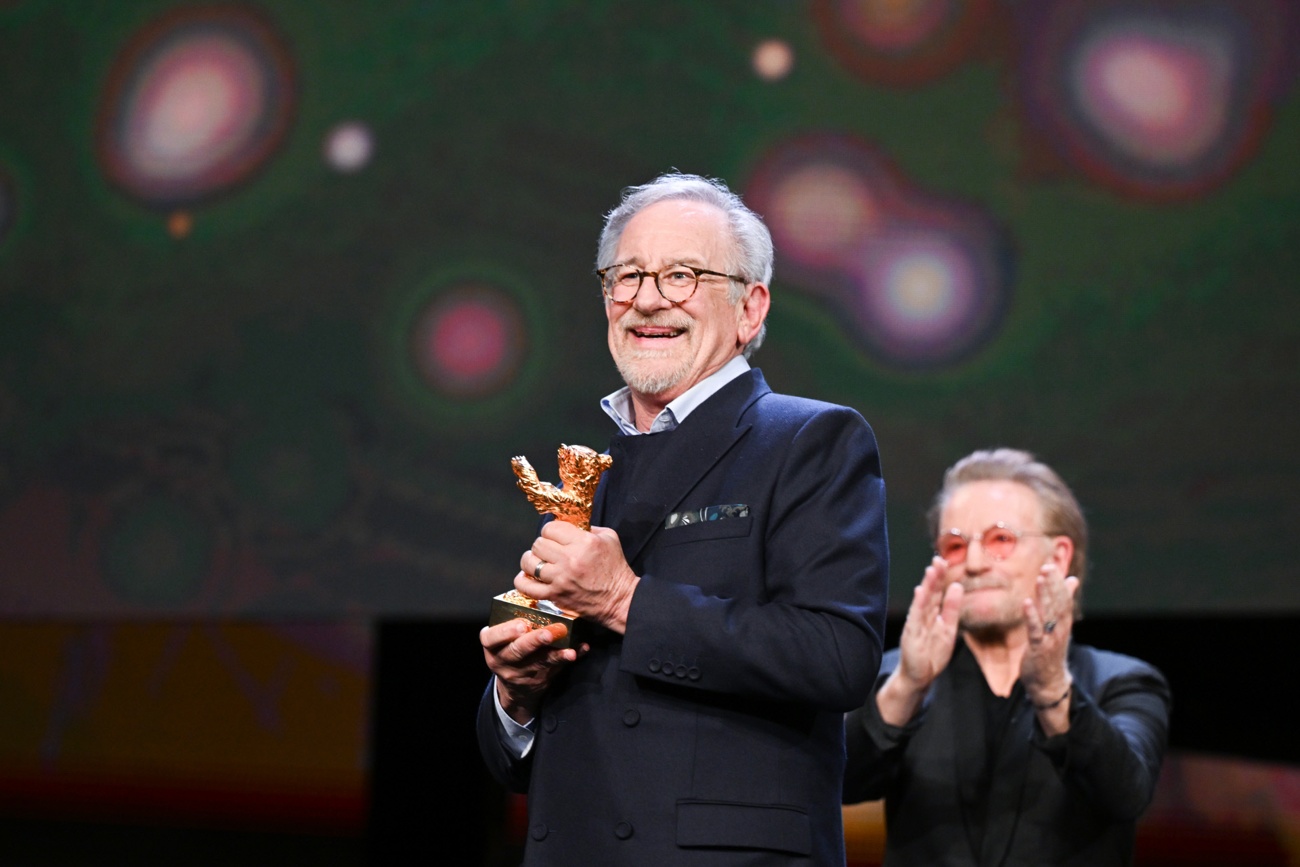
{"left": 533, "top": 560, "right": 546, "bottom": 581}
{"left": 1043, "top": 619, "right": 1057, "bottom": 634}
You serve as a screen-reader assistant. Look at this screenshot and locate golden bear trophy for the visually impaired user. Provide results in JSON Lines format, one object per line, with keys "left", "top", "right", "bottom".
{"left": 488, "top": 444, "right": 613, "bottom": 649}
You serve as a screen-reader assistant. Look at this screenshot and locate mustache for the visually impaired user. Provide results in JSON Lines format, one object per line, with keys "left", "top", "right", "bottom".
{"left": 620, "top": 312, "right": 692, "bottom": 331}
{"left": 961, "top": 579, "right": 1008, "bottom": 592}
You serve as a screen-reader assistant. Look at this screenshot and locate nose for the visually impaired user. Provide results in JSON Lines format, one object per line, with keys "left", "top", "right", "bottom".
{"left": 631, "top": 273, "right": 672, "bottom": 312}
{"left": 964, "top": 538, "right": 992, "bottom": 574}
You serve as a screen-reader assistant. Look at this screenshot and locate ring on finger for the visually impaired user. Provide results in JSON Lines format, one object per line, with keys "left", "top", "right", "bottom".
{"left": 533, "top": 560, "right": 547, "bottom": 581}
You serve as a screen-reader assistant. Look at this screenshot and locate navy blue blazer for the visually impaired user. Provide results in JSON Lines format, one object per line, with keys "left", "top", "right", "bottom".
{"left": 478, "top": 369, "right": 889, "bottom": 866}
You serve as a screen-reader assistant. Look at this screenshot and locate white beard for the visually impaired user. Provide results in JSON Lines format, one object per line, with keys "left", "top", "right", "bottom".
{"left": 611, "top": 312, "right": 695, "bottom": 396}
{"left": 614, "top": 346, "right": 693, "bottom": 396}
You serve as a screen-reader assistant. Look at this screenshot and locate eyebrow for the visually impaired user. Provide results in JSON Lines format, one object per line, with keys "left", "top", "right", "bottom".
{"left": 612, "top": 258, "right": 709, "bottom": 269}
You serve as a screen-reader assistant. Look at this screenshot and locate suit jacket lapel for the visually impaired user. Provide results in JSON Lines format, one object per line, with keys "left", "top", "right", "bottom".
{"left": 595, "top": 369, "right": 768, "bottom": 566}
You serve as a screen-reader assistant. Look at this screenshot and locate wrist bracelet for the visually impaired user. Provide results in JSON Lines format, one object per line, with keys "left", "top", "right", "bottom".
{"left": 1033, "top": 683, "right": 1072, "bottom": 711}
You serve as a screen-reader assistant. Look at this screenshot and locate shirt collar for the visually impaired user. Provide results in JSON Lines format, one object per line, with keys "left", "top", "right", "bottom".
{"left": 600, "top": 355, "right": 750, "bottom": 435}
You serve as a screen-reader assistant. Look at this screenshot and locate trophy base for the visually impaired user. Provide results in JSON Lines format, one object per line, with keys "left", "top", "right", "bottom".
{"left": 488, "top": 592, "right": 585, "bottom": 649}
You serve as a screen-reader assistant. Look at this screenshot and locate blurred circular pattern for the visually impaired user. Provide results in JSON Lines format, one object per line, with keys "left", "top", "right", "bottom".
{"left": 102, "top": 494, "right": 212, "bottom": 606}
{"left": 812, "top": 0, "right": 993, "bottom": 86}
{"left": 752, "top": 38, "right": 796, "bottom": 81}
{"left": 747, "top": 133, "right": 1012, "bottom": 368}
{"left": 1018, "top": 0, "right": 1295, "bottom": 200}
{"left": 378, "top": 266, "right": 541, "bottom": 429}
{"left": 96, "top": 5, "right": 296, "bottom": 207}
{"left": 411, "top": 284, "right": 526, "bottom": 399}
{"left": 853, "top": 224, "right": 1006, "bottom": 364}
{"left": 166, "top": 209, "right": 193, "bottom": 238}
{"left": 323, "top": 120, "right": 374, "bottom": 173}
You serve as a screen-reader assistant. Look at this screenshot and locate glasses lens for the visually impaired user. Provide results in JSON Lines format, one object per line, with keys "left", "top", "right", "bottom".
{"left": 983, "top": 527, "right": 1019, "bottom": 559}
{"left": 937, "top": 533, "right": 967, "bottom": 564}
{"left": 604, "top": 267, "right": 643, "bottom": 301}
{"left": 658, "top": 266, "right": 699, "bottom": 302}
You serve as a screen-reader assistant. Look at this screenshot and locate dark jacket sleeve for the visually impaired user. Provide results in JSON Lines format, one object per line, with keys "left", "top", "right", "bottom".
{"left": 842, "top": 649, "right": 916, "bottom": 803}
{"left": 475, "top": 679, "right": 532, "bottom": 793}
{"left": 1032, "top": 648, "right": 1171, "bottom": 821}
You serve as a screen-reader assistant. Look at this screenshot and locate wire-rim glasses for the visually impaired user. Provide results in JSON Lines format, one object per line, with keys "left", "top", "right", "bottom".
{"left": 936, "top": 522, "right": 1050, "bottom": 565}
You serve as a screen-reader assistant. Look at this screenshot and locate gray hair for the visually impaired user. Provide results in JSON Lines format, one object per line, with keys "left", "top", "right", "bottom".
{"left": 928, "top": 448, "right": 1089, "bottom": 585}
{"left": 597, "top": 172, "right": 771, "bottom": 357}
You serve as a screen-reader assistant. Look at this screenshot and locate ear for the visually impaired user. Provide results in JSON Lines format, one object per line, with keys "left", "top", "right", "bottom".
{"left": 736, "top": 281, "right": 771, "bottom": 347}
{"left": 1048, "top": 535, "right": 1074, "bottom": 576}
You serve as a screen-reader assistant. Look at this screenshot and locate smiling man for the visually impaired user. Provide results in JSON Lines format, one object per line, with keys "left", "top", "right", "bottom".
{"left": 477, "top": 173, "right": 890, "bottom": 865}
{"left": 843, "top": 448, "right": 1171, "bottom": 867}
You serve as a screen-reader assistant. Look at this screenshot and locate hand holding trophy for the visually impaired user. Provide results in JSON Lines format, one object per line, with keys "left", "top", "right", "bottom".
{"left": 488, "top": 444, "right": 613, "bottom": 649}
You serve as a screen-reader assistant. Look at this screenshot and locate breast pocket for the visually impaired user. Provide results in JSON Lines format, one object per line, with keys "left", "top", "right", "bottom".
{"left": 658, "top": 514, "right": 752, "bottom": 547}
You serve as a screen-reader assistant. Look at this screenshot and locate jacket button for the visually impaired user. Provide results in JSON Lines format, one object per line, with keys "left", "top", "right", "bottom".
{"left": 648, "top": 658, "right": 661, "bottom": 673}
{"left": 615, "top": 821, "right": 634, "bottom": 840}
{"left": 674, "top": 664, "right": 688, "bottom": 678}
{"left": 542, "top": 714, "right": 557, "bottom": 733}
{"left": 687, "top": 666, "right": 701, "bottom": 681}
{"left": 623, "top": 709, "right": 640, "bottom": 726}
{"left": 531, "top": 823, "right": 549, "bottom": 841}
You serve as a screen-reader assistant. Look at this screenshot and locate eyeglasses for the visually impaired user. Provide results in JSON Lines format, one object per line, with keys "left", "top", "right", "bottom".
{"left": 596, "top": 263, "right": 746, "bottom": 305}
{"left": 936, "top": 523, "right": 1050, "bottom": 565}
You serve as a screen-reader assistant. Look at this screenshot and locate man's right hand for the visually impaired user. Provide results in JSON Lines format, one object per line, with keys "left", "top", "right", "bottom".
{"left": 481, "top": 613, "right": 586, "bottom": 725}
{"left": 876, "top": 556, "right": 964, "bottom": 726}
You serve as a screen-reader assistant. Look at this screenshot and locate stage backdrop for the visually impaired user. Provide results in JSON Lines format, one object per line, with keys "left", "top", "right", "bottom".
{"left": 1, "top": 2, "right": 1297, "bottom": 616}
{"left": 2, "top": 0, "right": 1300, "bottom": 851}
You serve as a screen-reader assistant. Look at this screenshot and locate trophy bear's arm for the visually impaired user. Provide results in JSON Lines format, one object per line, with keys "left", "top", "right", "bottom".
{"left": 511, "top": 456, "right": 539, "bottom": 485}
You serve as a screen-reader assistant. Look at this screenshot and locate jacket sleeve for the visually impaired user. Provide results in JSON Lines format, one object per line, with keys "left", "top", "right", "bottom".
{"left": 1032, "top": 653, "right": 1171, "bottom": 820}
{"left": 620, "top": 405, "right": 889, "bottom": 711}
{"left": 842, "top": 654, "right": 920, "bottom": 803}
{"left": 475, "top": 679, "right": 532, "bottom": 793}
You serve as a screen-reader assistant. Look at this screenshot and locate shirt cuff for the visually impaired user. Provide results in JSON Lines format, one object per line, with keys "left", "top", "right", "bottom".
{"left": 492, "top": 676, "right": 537, "bottom": 759}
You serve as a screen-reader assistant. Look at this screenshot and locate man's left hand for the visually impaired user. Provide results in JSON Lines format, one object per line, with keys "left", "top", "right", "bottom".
{"left": 1021, "top": 564, "right": 1079, "bottom": 730}
{"left": 516, "top": 521, "right": 640, "bottom": 634}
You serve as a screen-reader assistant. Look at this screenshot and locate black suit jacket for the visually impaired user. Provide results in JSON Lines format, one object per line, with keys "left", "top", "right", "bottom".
{"left": 478, "top": 369, "right": 889, "bottom": 865}
{"left": 843, "top": 642, "right": 1171, "bottom": 866}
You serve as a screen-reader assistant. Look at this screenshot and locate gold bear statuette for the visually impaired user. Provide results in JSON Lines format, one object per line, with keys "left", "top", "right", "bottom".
{"left": 511, "top": 443, "right": 613, "bottom": 531}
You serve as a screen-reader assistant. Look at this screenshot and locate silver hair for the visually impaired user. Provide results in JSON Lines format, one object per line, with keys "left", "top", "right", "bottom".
{"left": 596, "top": 172, "right": 771, "bottom": 357}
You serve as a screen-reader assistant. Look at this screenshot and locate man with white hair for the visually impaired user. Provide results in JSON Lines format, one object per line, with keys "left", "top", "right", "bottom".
{"left": 478, "top": 172, "right": 890, "bottom": 865}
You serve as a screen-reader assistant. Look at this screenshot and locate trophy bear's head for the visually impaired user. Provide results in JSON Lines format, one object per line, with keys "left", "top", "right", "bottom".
{"left": 556, "top": 444, "right": 614, "bottom": 496}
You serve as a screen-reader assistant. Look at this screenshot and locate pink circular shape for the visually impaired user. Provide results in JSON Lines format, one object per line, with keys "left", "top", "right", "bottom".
{"left": 97, "top": 6, "right": 295, "bottom": 206}
{"left": 1076, "top": 31, "right": 1230, "bottom": 165}
{"left": 857, "top": 229, "right": 980, "bottom": 351}
{"left": 324, "top": 121, "right": 374, "bottom": 172}
{"left": 747, "top": 133, "right": 1011, "bottom": 366}
{"left": 814, "top": 0, "right": 991, "bottom": 86}
{"left": 1016, "top": 0, "right": 1293, "bottom": 200}
{"left": 841, "top": 0, "right": 952, "bottom": 51}
{"left": 411, "top": 286, "right": 524, "bottom": 398}
{"left": 752, "top": 39, "right": 796, "bottom": 81}
{"left": 127, "top": 37, "right": 266, "bottom": 180}
{"left": 766, "top": 164, "right": 884, "bottom": 264}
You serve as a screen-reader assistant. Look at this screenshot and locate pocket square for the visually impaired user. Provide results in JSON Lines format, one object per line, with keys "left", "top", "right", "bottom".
{"left": 664, "top": 503, "right": 750, "bottom": 529}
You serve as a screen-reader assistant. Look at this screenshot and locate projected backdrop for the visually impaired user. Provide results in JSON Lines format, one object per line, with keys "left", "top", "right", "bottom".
{"left": 1, "top": 0, "right": 1297, "bottom": 617}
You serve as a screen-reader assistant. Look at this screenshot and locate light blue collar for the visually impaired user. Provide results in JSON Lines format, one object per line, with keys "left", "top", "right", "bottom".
{"left": 600, "top": 355, "right": 750, "bottom": 435}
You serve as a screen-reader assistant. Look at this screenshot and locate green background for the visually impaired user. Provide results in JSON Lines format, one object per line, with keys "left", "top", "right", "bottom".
{"left": 1, "top": 0, "right": 1297, "bottom": 616}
